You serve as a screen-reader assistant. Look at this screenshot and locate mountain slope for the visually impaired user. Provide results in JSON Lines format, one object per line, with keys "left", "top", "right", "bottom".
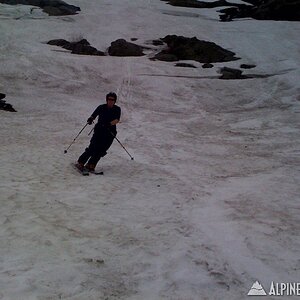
{"left": 1, "top": 0, "right": 300, "bottom": 299}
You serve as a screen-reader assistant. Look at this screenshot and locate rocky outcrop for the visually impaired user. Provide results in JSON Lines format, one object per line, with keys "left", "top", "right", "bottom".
{"left": 108, "top": 39, "right": 145, "bottom": 57}
{"left": 152, "top": 52, "right": 178, "bottom": 62}
{"left": 48, "top": 38, "right": 146, "bottom": 57}
{"left": 252, "top": 0, "right": 300, "bottom": 21}
{"left": 47, "top": 39, "right": 105, "bottom": 56}
{"left": 153, "top": 35, "right": 239, "bottom": 63}
{"left": 0, "top": 93, "right": 17, "bottom": 112}
{"left": 161, "top": 0, "right": 236, "bottom": 8}
{"left": 175, "top": 63, "right": 197, "bottom": 68}
{"left": 219, "top": 67, "right": 244, "bottom": 79}
{"left": 240, "top": 64, "right": 256, "bottom": 69}
{"left": 162, "top": 0, "right": 300, "bottom": 21}
{"left": 0, "top": 0, "right": 80, "bottom": 16}
{"left": 218, "top": 66, "right": 278, "bottom": 80}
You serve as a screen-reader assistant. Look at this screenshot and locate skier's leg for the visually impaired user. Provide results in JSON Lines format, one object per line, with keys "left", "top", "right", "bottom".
{"left": 77, "top": 133, "right": 98, "bottom": 165}
{"left": 78, "top": 147, "right": 92, "bottom": 165}
{"left": 86, "top": 154, "right": 103, "bottom": 171}
{"left": 86, "top": 133, "right": 115, "bottom": 168}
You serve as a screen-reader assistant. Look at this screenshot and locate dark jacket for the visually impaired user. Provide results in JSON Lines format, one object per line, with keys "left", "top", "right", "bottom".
{"left": 91, "top": 104, "right": 121, "bottom": 134}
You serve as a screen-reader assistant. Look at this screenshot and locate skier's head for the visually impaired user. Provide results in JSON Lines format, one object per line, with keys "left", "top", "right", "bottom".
{"left": 106, "top": 92, "right": 117, "bottom": 109}
{"left": 106, "top": 92, "right": 117, "bottom": 102}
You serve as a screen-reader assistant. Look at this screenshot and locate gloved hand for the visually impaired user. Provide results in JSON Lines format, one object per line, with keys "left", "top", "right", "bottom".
{"left": 87, "top": 117, "right": 94, "bottom": 125}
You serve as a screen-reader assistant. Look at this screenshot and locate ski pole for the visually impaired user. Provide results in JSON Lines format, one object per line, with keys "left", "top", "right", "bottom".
{"left": 109, "top": 130, "right": 134, "bottom": 160}
{"left": 88, "top": 126, "right": 94, "bottom": 136}
{"left": 64, "top": 123, "right": 88, "bottom": 154}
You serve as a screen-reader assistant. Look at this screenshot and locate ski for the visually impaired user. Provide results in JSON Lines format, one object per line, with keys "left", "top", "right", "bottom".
{"left": 72, "top": 163, "right": 104, "bottom": 176}
{"left": 94, "top": 171, "right": 104, "bottom": 175}
{"left": 90, "top": 171, "right": 104, "bottom": 175}
{"left": 73, "top": 163, "right": 89, "bottom": 176}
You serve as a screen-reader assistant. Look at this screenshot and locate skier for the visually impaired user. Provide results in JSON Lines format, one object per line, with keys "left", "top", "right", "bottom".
{"left": 76, "top": 92, "right": 121, "bottom": 172}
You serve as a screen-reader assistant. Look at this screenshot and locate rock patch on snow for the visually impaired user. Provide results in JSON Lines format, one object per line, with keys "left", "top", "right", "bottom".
{"left": 175, "top": 62, "right": 197, "bottom": 68}
{"left": 108, "top": 39, "right": 146, "bottom": 57}
{"left": 47, "top": 36, "right": 266, "bottom": 80}
{"left": 47, "top": 39, "right": 105, "bottom": 56}
{"left": 0, "top": 0, "right": 80, "bottom": 16}
{"left": 219, "top": 0, "right": 300, "bottom": 21}
{"left": 162, "top": 0, "right": 300, "bottom": 21}
{"left": 152, "top": 35, "right": 239, "bottom": 63}
{"left": 219, "top": 67, "right": 244, "bottom": 79}
{"left": 0, "top": 93, "right": 16, "bottom": 112}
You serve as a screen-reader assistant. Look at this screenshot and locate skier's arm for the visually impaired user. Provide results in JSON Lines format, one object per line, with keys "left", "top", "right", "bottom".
{"left": 108, "top": 107, "right": 121, "bottom": 126}
{"left": 106, "top": 107, "right": 121, "bottom": 126}
{"left": 87, "top": 106, "right": 102, "bottom": 124}
{"left": 100, "top": 119, "right": 119, "bottom": 127}
{"left": 109, "top": 119, "right": 119, "bottom": 126}
{"left": 87, "top": 116, "right": 94, "bottom": 125}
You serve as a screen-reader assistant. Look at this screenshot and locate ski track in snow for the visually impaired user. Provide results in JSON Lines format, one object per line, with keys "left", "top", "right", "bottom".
{"left": 1, "top": 0, "right": 300, "bottom": 299}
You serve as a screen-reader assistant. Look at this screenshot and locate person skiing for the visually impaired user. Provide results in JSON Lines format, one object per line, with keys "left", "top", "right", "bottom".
{"left": 76, "top": 92, "right": 121, "bottom": 172}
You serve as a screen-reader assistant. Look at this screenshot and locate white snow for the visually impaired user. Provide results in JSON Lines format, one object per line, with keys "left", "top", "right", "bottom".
{"left": 1, "top": 0, "right": 300, "bottom": 299}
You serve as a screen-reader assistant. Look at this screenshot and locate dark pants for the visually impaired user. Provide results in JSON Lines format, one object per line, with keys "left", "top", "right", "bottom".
{"left": 78, "top": 127, "right": 115, "bottom": 167}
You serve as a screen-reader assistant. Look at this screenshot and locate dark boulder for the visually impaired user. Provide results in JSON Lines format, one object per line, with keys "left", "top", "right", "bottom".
{"left": 0, "top": 94, "right": 17, "bottom": 112}
{"left": 161, "top": 0, "right": 234, "bottom": 8}
{"left": 47, "top": 39, "right": 105, "bottom": 56}
{"left": 219, "top": 6, "right": 251, "bottom": 21}
{"left": 47, "top": 39, "right": 70, "bottom": 47}
{"left": 69, "top": 40, "right": 104, "bottom": 56}
{"left": 154, "top": 35, "right": 239, "bottom": 63}
{"left": 202, "top": 63, "right": 214, "bottom": 68}
{"left": 108, "top": 39, "right": 145, "bottom": 57}
{"left": 0, "top": 0, "right": 80, "bottom": 16}
{"left": 152, "top": 52, "right": 179, "bottom": 62}
{"left": 219, "top": 67, "right": 244, "bottom": 79}
{"left": 175, "top": 63, "right": 197, "bottom": 68}
{"left": 152, "top": 39, "right": 165, "bottom": 46}
{"left": 160, "top": 0, "right": 300, "bottom": 21}
{"left": 240, "top": 64, "right": 256, "bottom": 69}
{"left": 253, "top": 0, "right": 300, "bottom": 21}
{"left": 219, "top": 0, "right": 300, "bottom": 21}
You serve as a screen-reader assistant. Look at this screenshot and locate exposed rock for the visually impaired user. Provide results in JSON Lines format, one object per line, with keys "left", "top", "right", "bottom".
{"left": 175, "top": 63, "right": 197, "bottom": 68}
{"left": 0, "top": 93, "right": 17, "bottom": 112}
{"left": 70, "top": 40, "right": 104, "bottom": 56}
{"left": 42, "top": 5, "right": 78, "bottom": 16}
{"left": 219, "top": 67, "right": 244, "bottom": 79}
{"left": 161, "top": 0, "right": 300, "bottom": 21}
{"left": 219, "top": 6, "right": 250, "bottom": 21}
{"left": 152, "top": 39, "right": 164, "bottom": 46}
{"left": 154, "top": 35, "right": 239, "bottom": 63}
{"left": 240, "top": 64, "right": 256, "bottom": 69}
{"left": 219, "top": 0, "right": 300, "bottom": 21}
{"left": 161, "top": 0, "right": 236, "bottom": 8}
{"left": 202, "top": 63, "right": 214, "bottom": 68}
{"left": 47, "top": 39, "right": 105, "bottom": 56}
{"left": 0, "top": 0, "right": 80, "bottom": 16}
{"left": 47, "top": 39, "right": 70, "bottom": 47}
{"left": 108, "top": 39, "right": 145, "bottom": 57}
{"left": 152, "top": 52, "right": 179, "bottom": 62}
{"left": 253, "top": 0, "right": 300, "bottom": 21}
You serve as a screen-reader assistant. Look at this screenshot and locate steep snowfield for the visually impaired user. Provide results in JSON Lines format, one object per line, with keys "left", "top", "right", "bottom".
{"left": 1, "top": 1, "right": 300, "bottom": 299}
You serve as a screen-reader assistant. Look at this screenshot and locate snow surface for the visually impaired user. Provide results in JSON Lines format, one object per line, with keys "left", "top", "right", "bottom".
{"left": 1, "top": 0, "right": 300, "bottom": 299}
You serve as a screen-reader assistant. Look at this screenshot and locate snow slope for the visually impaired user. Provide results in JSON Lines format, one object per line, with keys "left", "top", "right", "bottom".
{"left": 1, "top": 0, "right": 300, "bottom": 299}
